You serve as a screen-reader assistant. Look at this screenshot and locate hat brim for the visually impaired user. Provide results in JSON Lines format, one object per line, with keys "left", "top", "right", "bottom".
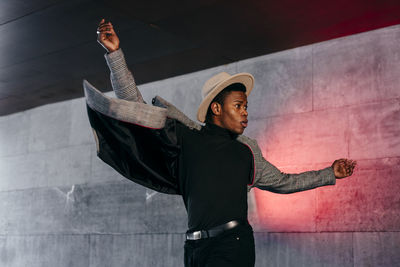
{"left": 197, "top": 73, "right": 254, "bottom": 122}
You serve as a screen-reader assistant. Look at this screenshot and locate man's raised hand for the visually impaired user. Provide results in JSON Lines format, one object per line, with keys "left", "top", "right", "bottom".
{"left": 332, "top": 158, "right": 357, "bottom": 179}
{"left": 97, "top": 18, "right": 120, "bottom": 53}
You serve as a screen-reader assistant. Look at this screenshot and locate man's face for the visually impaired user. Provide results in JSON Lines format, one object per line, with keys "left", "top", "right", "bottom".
{"left": 212, "top": 91, "right": 248, "bottom": 135}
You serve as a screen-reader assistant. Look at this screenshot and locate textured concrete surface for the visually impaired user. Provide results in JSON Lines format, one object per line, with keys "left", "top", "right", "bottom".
{"left": 90, "top": 150, "right": 127, "bottom": 184}
{"left": 0, "top": 181, "right": 187, "bottom": 235}
{"left": 90, "top": 233, "right": 185, "bottom": 267}
{"left": 0, "top": 235, "right": 89, "bottom": 267}
{"left": 349, "top": 99, "right": 400, "bottom": 160}
{"left": 1, "top": 24, "right": 399, "bottom": 266}
{"left": 0, "top": 112, "right": 29, "bottom": 157}
{"left": 316, "top": 157, "right": 400, "bottom": 231}
{"left": 0, "top": 145, "right": 92, "bottom": 191}
{"left": 353, "top": 232, "right": 400, "bottom": 267}
{"left": 238, "top": 46, "right": 313, "bottom": 119}
{"left": 313, "top": 25, "right": 400, "bottom": 110}
{"left": 250, "top": 188, "right": 317, "bottom": 232}
{"left": 254, "top": 232, "right": 353, "bottom": 267}
{"left": 69, "top": 97, "right": 93, "bottom": 146}
{"left": 250, "top": 107, "right": 348, "bottom": 166}
{"left": 28, "top": 101, "right": 72, "bottom": 153}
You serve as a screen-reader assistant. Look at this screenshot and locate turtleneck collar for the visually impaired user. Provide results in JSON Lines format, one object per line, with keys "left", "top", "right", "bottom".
{"left": 202, "top": 123, "right": 238, "bottom": 139}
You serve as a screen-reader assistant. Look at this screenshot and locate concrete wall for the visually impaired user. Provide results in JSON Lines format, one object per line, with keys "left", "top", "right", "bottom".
{"left": 1, "top": 24, "right": 399, "bottom": 266}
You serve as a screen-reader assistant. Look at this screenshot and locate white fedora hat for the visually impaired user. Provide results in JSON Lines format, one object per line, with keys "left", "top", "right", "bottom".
{"left": 197, "top": 72, "right": 254, "bottom": 122}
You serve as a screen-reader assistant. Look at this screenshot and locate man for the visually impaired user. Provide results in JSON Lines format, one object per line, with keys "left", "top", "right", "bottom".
{"left": 85, "top": 19, "right": 356, "bottom": 267}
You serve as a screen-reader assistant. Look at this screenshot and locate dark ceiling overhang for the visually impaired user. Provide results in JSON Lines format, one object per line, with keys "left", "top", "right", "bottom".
{"left": 1, "top": 0, "right": 399, "bottom": 115}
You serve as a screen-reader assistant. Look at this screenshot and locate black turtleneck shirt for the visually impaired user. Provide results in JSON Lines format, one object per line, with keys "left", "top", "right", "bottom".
{"left": 176, "top": 122, "right": 253, "bottom": 232}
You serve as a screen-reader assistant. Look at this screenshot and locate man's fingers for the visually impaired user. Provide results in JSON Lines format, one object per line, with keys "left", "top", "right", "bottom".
{"left": 97, "top": 29, "right": 113, "bottom": 35}
{"left": 98, "top": 22, "right": 112, "bottom": 29}
{"left": 346, "top": 160, "right": 356, "bottom": 176}
{"left": 97, "top": 27, "right": 113, "bottom": 33}
{"left": 97, "top": 27, "right": 115, "bottom": 36}
{"left": 348, "top": 160, "right": 357, "bottom": 171}
{"left": 343, "top": 159, "right": 357, "bottom": 167}
{"left": 97, "top": 19, "right": 114, "bottom": 35}
{"left": 98, "top": 18, "right": 108, "bottom": 26}
{"left": 97, "top": 23, "right": 113, "bottom": 30}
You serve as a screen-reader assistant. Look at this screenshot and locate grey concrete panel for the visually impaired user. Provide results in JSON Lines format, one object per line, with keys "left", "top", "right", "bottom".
{"left": 250, "top": 108, "right": 348, "bottom": 166}
{"left": 45, "top": 145, "right": 92, "bottom": 187}
{"left": 354, "top": 232, "right": 400, "bottom": 267}
{"left": 90, "top": 148, "right": 127, "bottom": 184}
{"left": 242, "top": 117, "right": 267, "bottom": 140}
{"left": 0, "top": 234, "right": 89, "bottom": 267}
{"left": 247, "top": 189, "right": 258, "bottom": 225}
{"left": 69, "top": 97, "right": 93, "bottom": 146}
{"left": 92, "top": 148, "right": 188, "bottom": 232}
{"left": 0, "top": 153, "right": 47, "bottom": 192}
{"left": 0, "top": 235, "right": 6, "bottom": 264}
{"left": 0, "top": 111, "right": 29, "bottom": 157}
{"left": 143, "top": 189, "right": 187, "bottom": 232}
{"left": 60, "top": 181, "right": 148, "bottom": 234}
{"left": 0, "top": 196, "right": 6, "bottom": 235}
{"left": 1, "top": 181, "right": 183, "bottom": 235}
{"left": 250, "top": 188, "right": 317, "bottom": 233}
{"left": 237, "top": 46, "right": 313, "bottom": 119}
{"left": 28, "top": 100, "right": 72, "bottom": 153}
{"left": 313, "top": 26, "right": 400, "bottom": 110}
{"left": 349, "top": 99, "right": 400, "bottom": 160}
{"left": 91, "top": 153, "right": 187, "bottom": 232}
{"left": 316, "top": 157, "right": 400, "bottom": 231}
{"left": 254, "top": 232, "right": 353, "bottom": 267}
{"left": 89, "top": 233, "right": 185, "bottom": 267}
{"left": 0, "top": 145, "right": 92, "bottom": 191}
{"left": 1, "top": 186, "right": 76, "bottom": 234}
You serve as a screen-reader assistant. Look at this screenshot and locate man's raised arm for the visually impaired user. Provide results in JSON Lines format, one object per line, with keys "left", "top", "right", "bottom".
{"left": 96, "top": 18, "right": 144, "bottom": 103}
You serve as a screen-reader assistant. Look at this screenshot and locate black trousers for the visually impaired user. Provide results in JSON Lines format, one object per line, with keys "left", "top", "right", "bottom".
{"left": 184, "top": 224, "right": 255, "bottom": 267}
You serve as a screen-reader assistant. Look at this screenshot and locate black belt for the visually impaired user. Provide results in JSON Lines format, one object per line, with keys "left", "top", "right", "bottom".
{"left": 186, "top": 220, "right": 245, "bottom": 240}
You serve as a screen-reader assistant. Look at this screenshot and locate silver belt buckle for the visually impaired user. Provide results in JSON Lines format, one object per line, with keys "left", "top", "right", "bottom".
{"left": 225, "top": 220, "right": 239, "bottom": 229}
{"left": 192, "top": 231, "right": 202, "bottom": 240}
{"left": 186, "top": 230, "right": 202, "bottom": 240}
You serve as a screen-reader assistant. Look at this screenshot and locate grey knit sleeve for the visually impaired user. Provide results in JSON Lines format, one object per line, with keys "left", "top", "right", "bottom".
{"left": 104, "top": 49, "right": 145, "bottom": 103}
{"left": 244, "top": 138, "right": 336, "bottom": 193}
{"left": 253, "top": 161, "right": 336, "bottom": 194}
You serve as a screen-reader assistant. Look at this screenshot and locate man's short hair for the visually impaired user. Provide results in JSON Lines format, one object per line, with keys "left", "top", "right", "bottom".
{"left": 205, "top": 83, "right": 246, "bottom": 123}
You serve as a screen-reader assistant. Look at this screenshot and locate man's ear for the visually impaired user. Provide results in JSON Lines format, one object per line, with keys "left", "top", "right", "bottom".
{"left": 210, "top": 102, "right": 221, "bottom": 116}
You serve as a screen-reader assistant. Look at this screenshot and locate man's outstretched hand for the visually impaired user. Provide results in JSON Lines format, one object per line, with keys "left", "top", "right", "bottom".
{"left": 97, "top": 18, "right": 120, "bottom": 53}
{"left": 332, "top": 158, "right": 357, "bottom": 179}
